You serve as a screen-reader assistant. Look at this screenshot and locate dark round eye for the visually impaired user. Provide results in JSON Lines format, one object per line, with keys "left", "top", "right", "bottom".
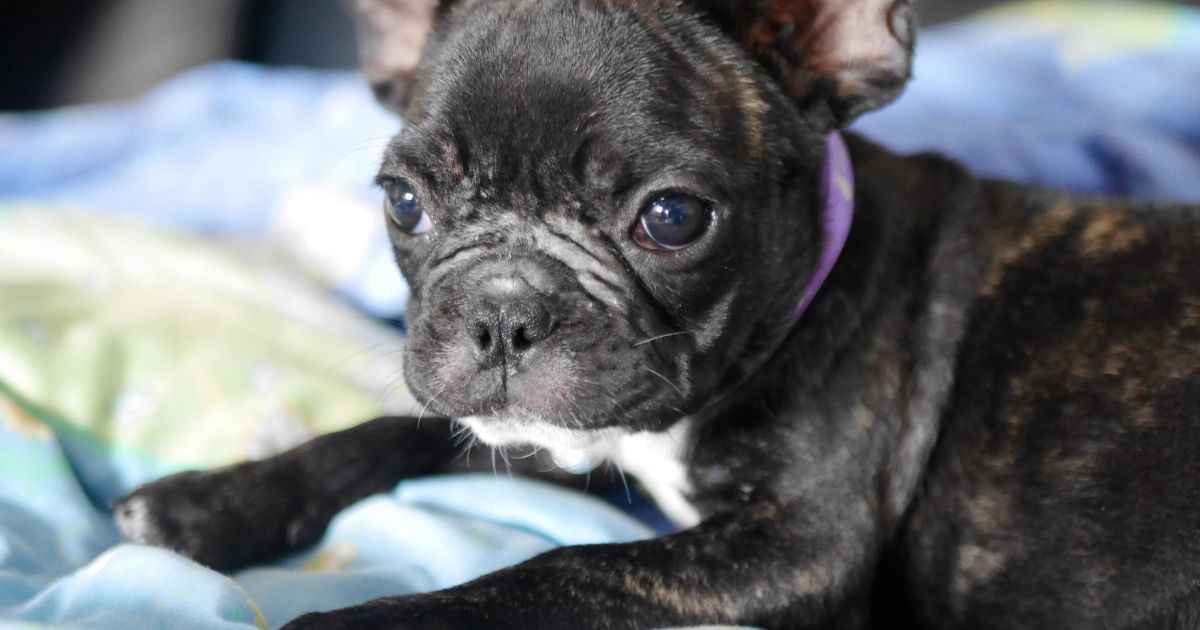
{"left": 385, "top": 181, "right": 432, "bottom": 235}
{"left": 634, "top": 193, "right": 712, "bottom": 250}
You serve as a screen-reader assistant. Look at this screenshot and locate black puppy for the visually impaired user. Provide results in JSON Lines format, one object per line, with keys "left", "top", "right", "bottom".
{"left": 115, "top": 0, "right": 1200, "bottom": 628}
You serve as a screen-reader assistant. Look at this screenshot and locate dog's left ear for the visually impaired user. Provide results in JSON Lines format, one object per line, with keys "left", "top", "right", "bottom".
{"left": 701, "top": 0, "right": 915, "bottom": 127}
{"left": 345, "top": 0, "right": 441, "bottom": 112}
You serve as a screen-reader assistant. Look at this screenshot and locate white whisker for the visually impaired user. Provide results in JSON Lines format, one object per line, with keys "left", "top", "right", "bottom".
{"left": 415, "top": 386, "right": 446, "bottom": 429}
{"left": 633, "top": 330, "right": 692, "bottom": 347}
{"left": 644, "top": 367, "right": 686, "bottom": 398}
{"left": 613, "top": 460, "right": 632, "bottom": 505}
{"left": 499, "top": 445, "right": 513, "bottom": 475}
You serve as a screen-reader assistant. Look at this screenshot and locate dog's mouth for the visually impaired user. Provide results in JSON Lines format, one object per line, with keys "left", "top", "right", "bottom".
{"left": 404, "top": 292, "right": 694, "bottom": 441}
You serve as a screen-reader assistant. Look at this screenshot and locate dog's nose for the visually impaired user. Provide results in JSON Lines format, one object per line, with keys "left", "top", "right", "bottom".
{"left": 468, "top": 293, "right": 555, "bottom": 367}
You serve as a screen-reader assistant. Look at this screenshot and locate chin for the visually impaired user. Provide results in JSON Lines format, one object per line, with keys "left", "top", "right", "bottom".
{"left": 458, "top": 410, "right": 627, "bottom": 472}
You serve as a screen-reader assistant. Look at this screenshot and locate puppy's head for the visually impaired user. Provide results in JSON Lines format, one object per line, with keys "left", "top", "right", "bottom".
{"left": 348, "top": 0, "right": 914, "bottom": 451}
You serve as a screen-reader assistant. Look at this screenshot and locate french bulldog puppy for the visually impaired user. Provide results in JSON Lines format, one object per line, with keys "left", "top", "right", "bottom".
{"left": 115, "top": 0, "right": 1200, "bottom": 628}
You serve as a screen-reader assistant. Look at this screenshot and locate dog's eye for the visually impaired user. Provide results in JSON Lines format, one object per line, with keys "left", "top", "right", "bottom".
{"left": 385, "top": 181, "right": 432, "bottom": 235}
{"left": 633, "top": 194, "right": 712, "bottom": 250}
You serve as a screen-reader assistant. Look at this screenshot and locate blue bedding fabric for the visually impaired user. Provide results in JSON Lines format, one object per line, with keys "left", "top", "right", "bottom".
{"left": 1, "top": 2, "right": 1199, "bottom": 628}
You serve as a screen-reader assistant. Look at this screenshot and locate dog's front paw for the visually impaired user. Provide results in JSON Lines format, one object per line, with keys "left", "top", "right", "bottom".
{"left": 114, "top": 463, "right": 330, "bottom": 571}
{"left": 282, "top": 596, "right": 486, "bottom": 630}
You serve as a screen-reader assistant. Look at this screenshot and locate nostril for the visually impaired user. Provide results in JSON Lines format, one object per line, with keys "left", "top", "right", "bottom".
{"left": 471, "top": 321, "right": 494, "bottom": 353}
{"left": 511, "top": 326, "right": 532, "bottom": 353}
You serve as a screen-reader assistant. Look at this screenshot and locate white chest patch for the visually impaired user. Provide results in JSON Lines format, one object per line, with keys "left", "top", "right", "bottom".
{"left": 549, "top": 420, "right": 700, "bottom": 529}
{"left": 460, "top": 414, "right": 701, "bottom": 528}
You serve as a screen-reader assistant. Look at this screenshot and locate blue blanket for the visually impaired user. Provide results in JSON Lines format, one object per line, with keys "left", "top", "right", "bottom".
{"left": 855, "top": 2, "right": 1200, "bottom": 202}
{"left": 1, "top": 2, "right": 1199, "bottom": 628}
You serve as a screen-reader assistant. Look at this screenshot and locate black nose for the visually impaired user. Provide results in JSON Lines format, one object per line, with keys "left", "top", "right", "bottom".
{"left": 469, "top": 294, "right": 555, "bottom": 366}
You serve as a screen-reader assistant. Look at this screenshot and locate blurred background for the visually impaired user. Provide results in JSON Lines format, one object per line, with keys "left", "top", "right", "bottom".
{"left": 3, "top": 0, "right": 1196, "bottom": 110}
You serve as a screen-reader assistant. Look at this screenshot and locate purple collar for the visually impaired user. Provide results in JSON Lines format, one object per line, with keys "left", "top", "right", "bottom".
{"left": 789, "top": 132, "right": 855, "bottom": 325}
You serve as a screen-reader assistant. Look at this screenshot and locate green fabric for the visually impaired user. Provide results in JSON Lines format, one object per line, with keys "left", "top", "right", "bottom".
{"left": 0, "top": 205, "right": 415, "bottom": 483}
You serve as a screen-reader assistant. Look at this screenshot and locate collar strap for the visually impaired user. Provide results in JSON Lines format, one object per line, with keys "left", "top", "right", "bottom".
{"left": 789, "top": 132, "right": 855, "bottom": 325}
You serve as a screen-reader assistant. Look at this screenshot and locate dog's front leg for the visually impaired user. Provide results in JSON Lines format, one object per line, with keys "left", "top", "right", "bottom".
{"left": 114, "top": 416, "right": 460, "bottom": 570}
{"left": 284, "top": 499, "right": 876, "bottom": 630}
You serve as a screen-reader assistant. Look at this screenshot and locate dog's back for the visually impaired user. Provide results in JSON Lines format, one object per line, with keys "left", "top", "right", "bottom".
{"left": 894, "top": 182, "right": 1200, "bottom": 628}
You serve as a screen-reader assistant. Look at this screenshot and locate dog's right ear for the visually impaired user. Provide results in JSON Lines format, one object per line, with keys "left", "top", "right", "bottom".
{"left": 696, "top": 0, "right": 915, "bottom": 128}
{"left": 345, "top": 0, "right": 441, "bottom": 113}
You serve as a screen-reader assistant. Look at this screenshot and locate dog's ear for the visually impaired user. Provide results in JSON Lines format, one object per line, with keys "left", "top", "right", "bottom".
{"left": 345, "top": 0, "right": 442, "bottom": 112}
{"left": 701, "top": 0, "right": 914, "bottom": 127}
